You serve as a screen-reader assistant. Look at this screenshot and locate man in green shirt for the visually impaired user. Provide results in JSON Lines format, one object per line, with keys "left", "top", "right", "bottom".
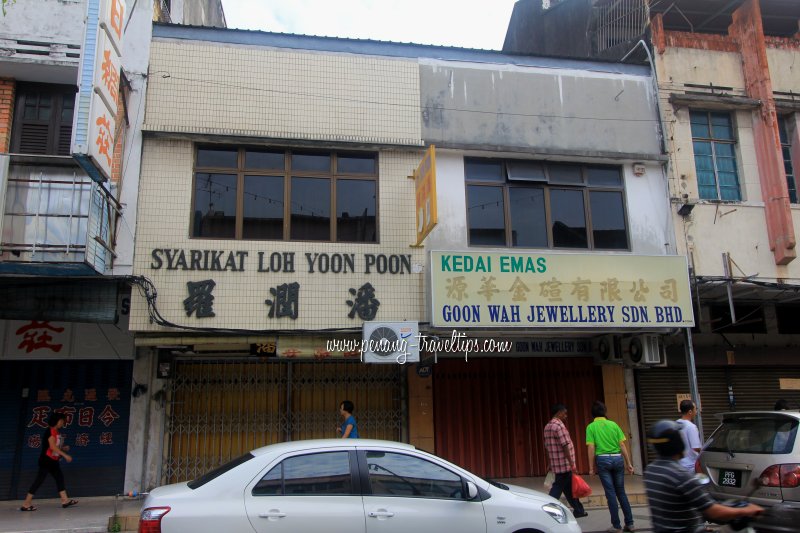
{"left": 586, "top": 401, "right": 635, "bottom": 533}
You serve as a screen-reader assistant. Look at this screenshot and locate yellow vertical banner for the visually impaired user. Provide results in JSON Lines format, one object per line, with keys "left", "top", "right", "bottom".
{"left": 414, "top": 145, "right": 438, "bottom": 245}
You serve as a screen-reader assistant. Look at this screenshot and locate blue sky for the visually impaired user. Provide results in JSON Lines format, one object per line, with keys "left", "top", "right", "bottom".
{"left": 220, "top": 0, "right": 519, "bottom": 50}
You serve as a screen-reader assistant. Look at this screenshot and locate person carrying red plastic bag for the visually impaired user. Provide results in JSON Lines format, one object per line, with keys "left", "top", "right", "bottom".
{"left": 572, "top": 472, "right": 592, "bottom": 499}
{"left": 543, "top": 403, "right": 588, "bottom": 519}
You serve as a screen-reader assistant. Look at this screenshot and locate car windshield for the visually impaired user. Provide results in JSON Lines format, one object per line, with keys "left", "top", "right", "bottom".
{"left": 188, "top": 453, "right": 255, "bottom": 489}
{"left": 705, "top": 415, "right": 798, "bottom": 455}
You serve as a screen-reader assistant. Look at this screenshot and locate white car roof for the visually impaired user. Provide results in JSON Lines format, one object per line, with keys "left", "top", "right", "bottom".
{"left": 250, "top": 439, "right": 417, "bottom": 457}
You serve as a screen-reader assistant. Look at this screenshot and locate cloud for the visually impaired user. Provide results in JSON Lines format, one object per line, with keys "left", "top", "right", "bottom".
{"left": 221, "top": 0, "right": 517, "bottom": 50}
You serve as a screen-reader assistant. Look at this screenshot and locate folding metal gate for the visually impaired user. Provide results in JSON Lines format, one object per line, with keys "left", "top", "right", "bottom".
{"left": 162, "top": 359, "right": 403, "bottom": 484}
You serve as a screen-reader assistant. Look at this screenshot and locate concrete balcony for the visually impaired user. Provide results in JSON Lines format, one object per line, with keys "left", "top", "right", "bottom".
{"left": 0, "top": 0, "right": 85, "bottom": 84}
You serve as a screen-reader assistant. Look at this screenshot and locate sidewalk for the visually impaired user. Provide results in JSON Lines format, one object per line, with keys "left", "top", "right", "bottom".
{"left": 0, "top": 476, "right": 647, "bottom": 533}
{"left": 497, "top": 474, "right": 649, "bottom": 509}
{"left": 0, "top": 496, "right": 142, "bottom": 533}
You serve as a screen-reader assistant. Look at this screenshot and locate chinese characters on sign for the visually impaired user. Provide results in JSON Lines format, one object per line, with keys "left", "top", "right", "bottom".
{"left": 15, "top": 321, "right": 65, "bottom": 353}
{"left": 25, "top": 387, "right": 124, "bottom": 451}
{"left": 265, "top": 282, "right": 300, "bottom": 320}
{"left": 181, "top": 279, "right": 384, "bottom": 322}
{"left": 431, "top": 252, "right": 694, "bottom": 328}
{"left": 347, "top": 283, "right": 380, "bottom": 320}
{"left": 184, "top": 280, "right": 216, "bottom": 318}
{"left": 85, "top": 0, "right": 126, "bottom": 181}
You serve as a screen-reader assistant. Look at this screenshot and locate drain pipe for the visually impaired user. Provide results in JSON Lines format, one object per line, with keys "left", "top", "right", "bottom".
{"left": 622, "top": 39, "right": 667, "bottom": 156}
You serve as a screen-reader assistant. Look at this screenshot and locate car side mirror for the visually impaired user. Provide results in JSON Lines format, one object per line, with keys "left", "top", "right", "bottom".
{"left": 465, "top": 481, "right": 479, "bottom": 500}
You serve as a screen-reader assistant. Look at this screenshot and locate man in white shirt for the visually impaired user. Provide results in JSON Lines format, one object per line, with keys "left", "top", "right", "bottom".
{"left": 676, "top": 400, "right": 702, "bottom": 472}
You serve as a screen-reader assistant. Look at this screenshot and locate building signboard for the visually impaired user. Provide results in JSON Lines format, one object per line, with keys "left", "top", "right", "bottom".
{"left": 0, "top": 297, "right": 133, "bottom": 359}
{"left": 430, "top": 251, "right": 694, "bottom": 328}
{"left": 72, "top": 0, "right": 125, "bottom": 183}
{"left": 414, "top": 145, "right": 438, "bottom": 245}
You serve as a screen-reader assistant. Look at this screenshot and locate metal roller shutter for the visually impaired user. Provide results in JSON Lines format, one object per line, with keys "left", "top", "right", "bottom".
{"left": 637, "top": 366, "right": 800, "bottom": 464}
{"left": 728, "top": 368, "right": 800, "bottom": 412}
{"left": 637, "top": 368, "right": 727, "bottom": 464}
{"left": 0, "top": 363, "right": 24, "bottom": 500}
{"left": 1, "top": 360, "right": 132, "bottom": 500}
{"left": 433, "top": 357, "right": 603, "bottom": 478}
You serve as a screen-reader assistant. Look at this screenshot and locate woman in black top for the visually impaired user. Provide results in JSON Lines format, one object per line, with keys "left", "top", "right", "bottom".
{"left": 20, "top": 412, "right": 78, "bottom": 511}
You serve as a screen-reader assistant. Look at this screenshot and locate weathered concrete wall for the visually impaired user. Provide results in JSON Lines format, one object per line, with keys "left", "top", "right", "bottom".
{"left": 0, "top": 0, "right": 85, "bottom": 44}
{"left": 767, "top": 47, "right": 800, "bottom": 94}
{"left": 123, "top": 349, "right": 165, "bottom": 492}
{"left": 503, "top": 0, "right": 594, "bottom": 59}
{"left": 663, "top": 51, "right": 800, "bottom": 279}
{"left": 112, "top": 0, "right": 156, "bottom": 276}
{"left": 419, "top": 59, "right": 662, "bottom": 160}
{"left": 176, "top": 0, "right": 226, "bottom": 28}
{"left": 657, "top": 47, "right": 746, "bottom": 94}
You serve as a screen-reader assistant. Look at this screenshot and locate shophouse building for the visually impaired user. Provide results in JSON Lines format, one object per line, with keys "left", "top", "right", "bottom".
{"left": 0, "top": 0, "right": 223, "bottom": 499}
{"left": 126, "top": 21, "right": 687, "bottom": 489}
{"left": 505, "top": 0, "right": 800, "bottom": 461}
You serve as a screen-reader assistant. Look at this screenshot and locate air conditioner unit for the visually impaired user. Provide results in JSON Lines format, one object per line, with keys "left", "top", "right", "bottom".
{"left": 623, "top": 335, "right": 666, "bottom": 367}
{"left": 362, "top": 321, "right": 419, "bottom": 364}
{"left": 595, "top": 335, "right": 621, "bottom": 364}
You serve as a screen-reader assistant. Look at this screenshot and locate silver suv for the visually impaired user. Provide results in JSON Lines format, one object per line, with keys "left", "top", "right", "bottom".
{"left": 698, "top": 411, "right": 800, "bottom": 532}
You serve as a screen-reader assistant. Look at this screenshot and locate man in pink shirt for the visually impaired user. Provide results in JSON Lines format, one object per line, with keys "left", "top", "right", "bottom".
{"left": 544, "top": 403, "right": 587, "bottom": 518}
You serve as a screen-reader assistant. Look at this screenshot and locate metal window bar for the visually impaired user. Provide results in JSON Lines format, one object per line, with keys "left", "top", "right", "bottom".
{"left": 158, "top": 0, "right": 172, "bottom": 23}
{"left": 67, "top": 170, "right": 76, "bottom": 255}
{"left": 595, "top": 0, "right": 650, "bottom": 53}
{"left": 1, "top": 173, "right": 108, "bottom": 257}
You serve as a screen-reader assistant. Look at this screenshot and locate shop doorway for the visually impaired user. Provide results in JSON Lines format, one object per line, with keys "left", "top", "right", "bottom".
{"left": 433, "top": 357, "right": 603, "bottom": 478}
{"left": 162, "top": 359, "right": 403, "bottom": 484}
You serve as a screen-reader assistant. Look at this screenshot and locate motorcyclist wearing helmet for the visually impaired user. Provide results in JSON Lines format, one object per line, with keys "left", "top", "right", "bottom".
{"left": 644, "top": 420, "right": 763, "bottom": 533}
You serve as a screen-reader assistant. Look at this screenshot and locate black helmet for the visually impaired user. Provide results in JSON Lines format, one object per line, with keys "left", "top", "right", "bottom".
{"left": 648, "top": 420, "right": 685, "bottom": 458}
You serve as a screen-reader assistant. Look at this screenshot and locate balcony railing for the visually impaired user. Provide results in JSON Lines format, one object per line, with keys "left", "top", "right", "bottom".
{"left": 0, "top": 38, "right": 81, "bottom": 66}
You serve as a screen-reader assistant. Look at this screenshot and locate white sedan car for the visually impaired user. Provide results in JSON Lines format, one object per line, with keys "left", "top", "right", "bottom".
{"left": 139, "top": 439, "right": 582, "bottom": 533}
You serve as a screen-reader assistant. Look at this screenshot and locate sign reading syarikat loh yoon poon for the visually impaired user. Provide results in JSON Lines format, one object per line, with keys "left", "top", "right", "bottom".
{"left": 430, "top": 252, "right": 694, "bottom": 328}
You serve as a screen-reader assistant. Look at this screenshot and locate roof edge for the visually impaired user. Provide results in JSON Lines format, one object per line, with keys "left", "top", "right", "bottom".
{"left": 151, "top": 22, "right": 652, "bottom": 76}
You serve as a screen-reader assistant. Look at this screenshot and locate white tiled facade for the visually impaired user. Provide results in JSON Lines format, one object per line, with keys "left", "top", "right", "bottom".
{"left": 131, "top": 141, "right": 427, "bottom": 332}
{"left": 131, "top": 39, "right": 426, "bottom": 333}
{"left": 144, "top": 40, "right": 422, "bottom": 145}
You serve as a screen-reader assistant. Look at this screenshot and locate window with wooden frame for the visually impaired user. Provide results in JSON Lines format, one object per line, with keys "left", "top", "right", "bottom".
{"left": 11, "top": 83, "right": 77, "bottom": 156}
{"left": 192, "top": 146, "right": 378, "bottom": 242}
{"left": 464, "top": 158, "right": 629, "bottom": 250}
{"left": 690, "top": 110, "right": 741, "bottom": 201}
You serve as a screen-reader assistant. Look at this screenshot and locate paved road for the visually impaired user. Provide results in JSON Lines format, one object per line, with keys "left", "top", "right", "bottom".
{"left": 576, "top": 504, "right": 653, "bottom": 533}
{"left": 0, "top": 496, "right": 658, "bottom": 533}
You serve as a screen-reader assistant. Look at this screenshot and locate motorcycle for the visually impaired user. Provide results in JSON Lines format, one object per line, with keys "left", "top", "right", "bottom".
{"left": 695, "top": 474, "right": 798, "bottom": 533}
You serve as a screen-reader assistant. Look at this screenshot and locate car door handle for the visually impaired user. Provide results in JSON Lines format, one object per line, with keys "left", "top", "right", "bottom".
{"left": 368, "top": 510, "right": 395, "bottom": 518}
{"left": 258, "top": 510, "right": 286, "bottom": 519}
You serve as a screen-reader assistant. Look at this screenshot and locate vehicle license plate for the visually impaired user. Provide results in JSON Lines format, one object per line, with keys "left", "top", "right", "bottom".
{"left": 718, "top": 469, "right": 742, "bottom": 488}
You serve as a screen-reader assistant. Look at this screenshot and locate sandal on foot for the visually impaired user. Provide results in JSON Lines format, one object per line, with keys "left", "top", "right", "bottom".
{"left": 19, "top": 505, "right": 37, "bottom": 512}
{"left": 62, "top": 499, "right": 78, "bottom": 508}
